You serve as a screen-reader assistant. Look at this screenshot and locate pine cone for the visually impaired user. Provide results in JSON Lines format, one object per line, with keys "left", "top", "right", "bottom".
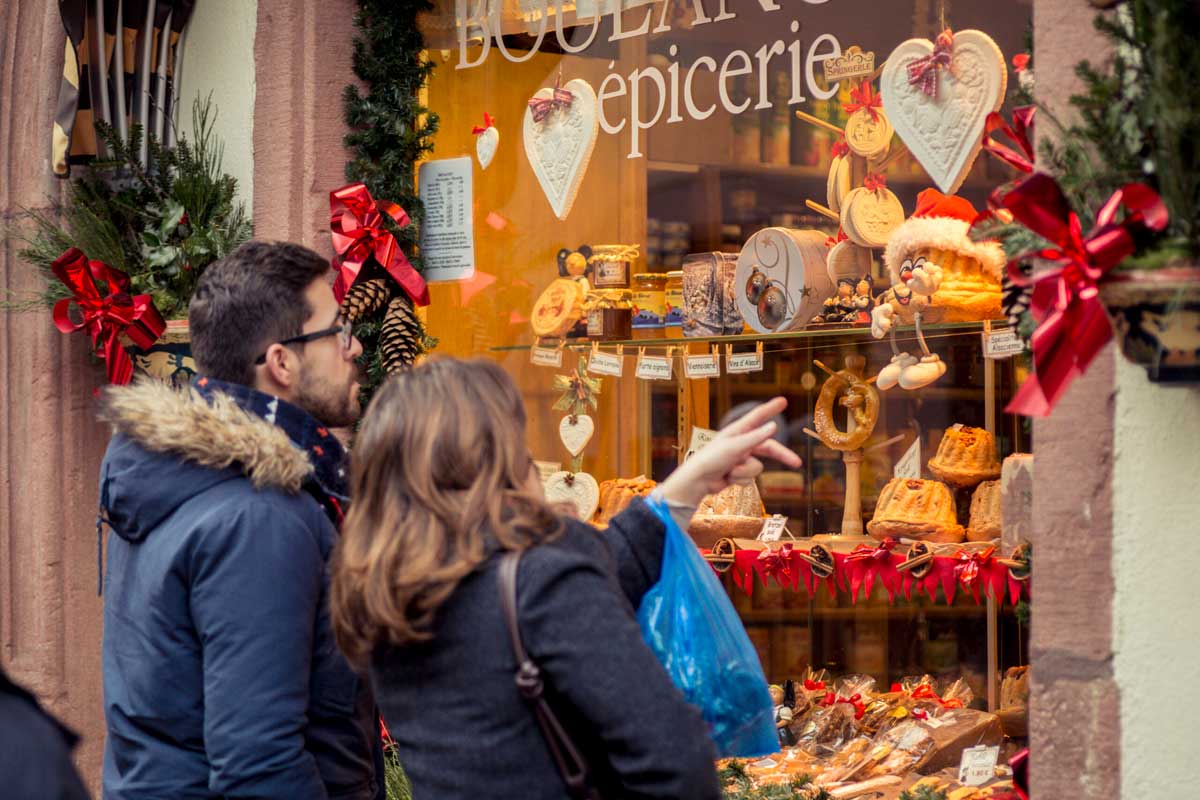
{"left": 379, "top": 293, "right": 422, "bottom": 373}
{"left": 341, "top": 278, "right": 392, "bottom": 323}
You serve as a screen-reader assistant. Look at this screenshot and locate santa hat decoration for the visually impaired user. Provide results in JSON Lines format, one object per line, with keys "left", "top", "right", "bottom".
{"left": 884, "top": 189, "right": 1006, "bottom": 284}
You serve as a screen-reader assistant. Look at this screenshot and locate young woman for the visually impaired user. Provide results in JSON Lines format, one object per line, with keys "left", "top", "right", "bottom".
{"left": 332, "top": 358, "right": 799, "bottom": 799}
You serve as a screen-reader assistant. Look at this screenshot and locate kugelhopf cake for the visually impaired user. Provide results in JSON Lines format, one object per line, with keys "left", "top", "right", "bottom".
{"left": 688, "top": 482, "right": 767, "bottom": 548}
{"left": 594, "top": 476, "right": 656, "bottom": 527}
{"left": 927, "top": 425, "right": 1001, "bottom": 488}
{"left": 867, "top": 478, "right": 965, "bottom": 543}
{"left": 967, "top": 480, "right": 1002, "bottom": 542}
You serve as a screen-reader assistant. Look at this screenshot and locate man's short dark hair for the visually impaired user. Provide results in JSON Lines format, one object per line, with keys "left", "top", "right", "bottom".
{"left": 189, "top": 241, "right": 331, "bottom": 386}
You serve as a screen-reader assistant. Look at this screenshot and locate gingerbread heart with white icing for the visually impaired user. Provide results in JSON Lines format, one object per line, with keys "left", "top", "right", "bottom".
{"left": 881, "top": 30, "right": 1007, "bottom": 194}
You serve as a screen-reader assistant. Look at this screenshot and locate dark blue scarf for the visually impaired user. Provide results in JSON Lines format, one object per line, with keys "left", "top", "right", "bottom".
{"left": 193, "top": 377, "right": 350, "bottom": 522}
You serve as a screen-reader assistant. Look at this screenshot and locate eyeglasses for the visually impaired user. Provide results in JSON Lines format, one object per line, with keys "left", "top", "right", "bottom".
{"left": 255, "top": 319, "right": 354, "bottom": 365}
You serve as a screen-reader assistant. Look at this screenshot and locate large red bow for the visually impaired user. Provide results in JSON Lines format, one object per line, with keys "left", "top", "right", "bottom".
{"left": 528, "top": 85, "right": 574, "bottom": 123}
{"left": 50, "top": 248, "right": 166, "bottom": 385}
{"left": 908, "top": 29, "right": 954, "bottom": 97}
{"left": 999, "top": 174, "right": 1168, "bottom": 416}
{"left": 329, "top": 183, "right": 430, "bottom": 307}
{"left": 843, "top": 81, "right": 882, "bottom": 122}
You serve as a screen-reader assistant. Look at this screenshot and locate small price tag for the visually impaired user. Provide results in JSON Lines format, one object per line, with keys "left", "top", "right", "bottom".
{"left": 983, "top": 328, "right": 1025, "bottom": 359}
{"left": 893, "top": 437, "right": 922, "bottom": 479}
{"left": 823, "top": 45, "right": 876, "bottom": 82}
{"left": 684, "top": 353, "right": 721, "bottom": 379}
{"left": 727, "top": 351, "right": 764, "bottom": 374}
{"left": 958, "top": 745, "right": 1000, "bottom": 786}
{"left": 685, "top": 426, "right": 717, "bottom": 460}
{"left": 588, "top": 351, "right": 624, "bottom": 377}
{"left": 530, "top": 345, "right": 563, "bottom": 367}
{"left": 757, "top": 515, "right": 789, "bottom": 543}
{"left": 636, "top": 352, "right": 673, "bottom": 381}
{"left": 533, "top": 460, "right": 561, "bottom": 485}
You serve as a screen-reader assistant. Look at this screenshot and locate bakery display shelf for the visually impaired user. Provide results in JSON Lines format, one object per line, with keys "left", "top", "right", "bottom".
{"left": 737, "top": 606, "right": 990, "bottom": 623}
{"left": 491, "top": 320, "right": 989, "bottom": 352}
{"left": 726, "top": 383, "right": 986, "bottom": 402}
{"left": 646, "top": 158, "right": 999, "bottom": 190}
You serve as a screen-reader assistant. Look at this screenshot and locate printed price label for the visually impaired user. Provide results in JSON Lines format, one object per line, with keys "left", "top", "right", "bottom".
{"left": 684, "top": 353, "right": 721, "bottom": 379}
{"left": 587, "top": 351, "right": 624, "bottom": 377}
{"left": 894, "top": 437, "right": 922, "bottom": 479}
{"left": 727, "top": 351, "right": 764, "bottom": 374}
{"left": 530, "top": 346, "right": 563, "bottom": 368}
{"left": 685, "top": 426, "right": 718, "bottom": 461}
{"left": 758, "top": 515, "right": 789, "bottom": 543}
{"left": 533, "top": 460, "right": 561, "bottom": 486}
{"left": 983, "top": 328, "right": 1025, "bottom": 359}
{"left": 958, "top": 745, "right": 1000, "bottom": 786}
{"left": 636, "top": 353, "right": 673, "bottom": 381}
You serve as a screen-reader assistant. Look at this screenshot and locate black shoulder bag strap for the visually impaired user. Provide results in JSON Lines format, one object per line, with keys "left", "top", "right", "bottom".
{"left": 498, "top": 549, "right": 602, "bottom": 800}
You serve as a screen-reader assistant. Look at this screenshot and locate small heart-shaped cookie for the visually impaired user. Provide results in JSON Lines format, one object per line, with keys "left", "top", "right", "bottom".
{"left": 544, "top": 471, "right": 600, "bottom": 521}
{"left": 476, "top": 126, "right": 499, "bottom": 170}
{"left": 558, "top": 414, "right": 595, "bottom": 457}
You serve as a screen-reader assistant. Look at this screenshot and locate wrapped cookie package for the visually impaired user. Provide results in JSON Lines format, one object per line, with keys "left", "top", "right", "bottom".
{"left": 682, "top": 252, "right": 745, "bottom": 337}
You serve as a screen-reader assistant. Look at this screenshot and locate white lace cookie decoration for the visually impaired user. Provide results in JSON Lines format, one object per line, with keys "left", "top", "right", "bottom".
{"left": 523, "top": 78, "right": 599, "bottom": 220}
{"left": 881, "top": 29, "right": 1007, "bottom": 194}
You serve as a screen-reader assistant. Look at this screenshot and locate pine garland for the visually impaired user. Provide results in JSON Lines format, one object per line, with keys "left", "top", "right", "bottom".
{"left": 980, "top": 1, "right": 1200, "bottom": 270}
{"left": 342, "top": 0, "right": 441, "bottom": 407}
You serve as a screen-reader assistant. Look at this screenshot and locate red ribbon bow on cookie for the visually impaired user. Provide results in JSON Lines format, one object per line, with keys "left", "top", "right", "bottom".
{"left": 843, "top": 81, "right": 882, "bottom": 122}
{"left": 471, "top": 112, "right": 496, "bottom": 135}
{"left": 832, "top": 136, "right": 850, "bottom": 159}
{"left": 528, "top": 79, "right": 575, "bottom": 123}
{"left": 908, "top": 29, "right": 954, "bottom": 97}
{"left": 864, "top": 173, "right": 887, "bottom": 193}
{"left": 51, "top": 248, "right": 166, "bottom": 385}
{"left": 803, "top": 679, "right": 826, "bottom": 692}
{"left": 329, "top": 183, "right": 430, "bottom": 307}
{"left": 998, "top": 174, "right": 1168, "bottom": 416}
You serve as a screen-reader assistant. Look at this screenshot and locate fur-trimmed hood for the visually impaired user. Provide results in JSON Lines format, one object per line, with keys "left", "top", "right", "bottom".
{"left": 101, "top": 380, "right": 313, "bottom": 492}
{"left": 99, "top": 381, "right": 315, "bottom": 544}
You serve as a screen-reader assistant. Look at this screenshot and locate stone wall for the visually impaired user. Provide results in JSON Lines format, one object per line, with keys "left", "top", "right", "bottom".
{"left": 0, "top": 1, "right": 110, "bottom": 791}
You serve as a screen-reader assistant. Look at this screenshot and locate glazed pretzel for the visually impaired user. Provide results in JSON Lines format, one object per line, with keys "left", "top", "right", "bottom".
{"left": 813, "top": 368, "right": 880, "bottom": 451}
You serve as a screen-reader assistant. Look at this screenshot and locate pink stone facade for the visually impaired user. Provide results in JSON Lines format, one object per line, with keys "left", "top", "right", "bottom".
{"left": 0, "top": 0, "right": 1128, "bottom": 794}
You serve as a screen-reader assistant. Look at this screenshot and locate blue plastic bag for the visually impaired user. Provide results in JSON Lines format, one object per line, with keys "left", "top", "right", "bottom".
{"left": 637, "top": 496, "right": 779, "bottom": 758}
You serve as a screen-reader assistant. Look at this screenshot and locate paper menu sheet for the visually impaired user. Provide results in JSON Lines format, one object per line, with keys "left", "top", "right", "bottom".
{"left": 418, "top": 156, "right": 475, "bottom": 282}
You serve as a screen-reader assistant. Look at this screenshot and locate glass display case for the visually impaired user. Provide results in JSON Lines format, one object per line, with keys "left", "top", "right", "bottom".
{"left": 419, "top": 0, "right": 1033, "bottom": 791}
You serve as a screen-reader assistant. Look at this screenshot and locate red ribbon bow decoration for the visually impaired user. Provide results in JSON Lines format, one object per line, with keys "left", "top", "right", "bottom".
{"left": 757, "top": 543, "right": 795, "bottom": 586}
{"left": 846, "top": 538, "right": 896, "bottom": 563}
{"left": 864, "top": 173, "right": 887, "bottom": 193}
{"left": 471, "top": 112, "right": 496, "bottom": 135}
{"left": 803, "top": 679, "right": 826, "bottom": 692}
{"left": 50, "top": 248, "right": 166, "bottom": 385}
{"left": 843, "top": 81, "right": 882, "bottom": 122}
{"left": 998, "top": 174, "right": 1169, "bottom": 416}
{"left": 832, "top": 136, "right": 850, "bottom": 159}
{"left": 329, "top": 183, "right": 430, "bottom": 307}
{"left": 907, "top": 29, "right": 954, "bottom": 97}
{"left": 825, "top": 229, "right": 848, "bottom": 249}
{"left": 527, "top": 79, "right": 575, "bottom": 123}
{"left": 818, "top": 691, "right": 865, "bottom": 718}
{"left": 983, "top": 106, "right": 1036, "bottom": 178}
{"left": 954, "top": 546, "right": 996, "bottom": 591}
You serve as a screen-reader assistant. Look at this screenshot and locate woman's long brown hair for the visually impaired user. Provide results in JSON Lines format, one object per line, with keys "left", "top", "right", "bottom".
{"left": 331, "top": 357, "right": 562, "bottom": 664}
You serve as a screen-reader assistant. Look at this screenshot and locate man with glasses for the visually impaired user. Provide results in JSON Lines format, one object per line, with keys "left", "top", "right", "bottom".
{"left": 96, "top": 241, "right": 382, "bottom": 799}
